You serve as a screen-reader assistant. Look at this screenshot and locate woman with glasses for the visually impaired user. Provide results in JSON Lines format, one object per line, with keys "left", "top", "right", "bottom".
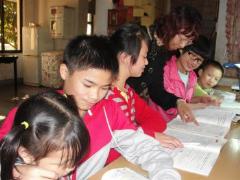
{"left": 127, "top": 5, "right": 204, "bottom": 123}
{"left": 147, "top": 36, "right": 220, "bottom": 122}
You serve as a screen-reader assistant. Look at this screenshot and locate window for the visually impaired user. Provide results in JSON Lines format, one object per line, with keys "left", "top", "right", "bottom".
{"left": 86, "top": 0, "right": 95, "bottom": 35}
{"left": 86, "top": 13, "right": 93, "bottom": 35}
{"left": 0, "top": 0, "right": 22, "bottom": 52}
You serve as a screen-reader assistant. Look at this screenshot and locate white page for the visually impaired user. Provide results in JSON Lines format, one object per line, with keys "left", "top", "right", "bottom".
{"left": 165, "top": 128, "right": 226, "bottom": 152}
{"left": 192, "top": 108, "right": 235, "bottom": 128}
{"left": 207, "top": 106, "right": 239, "bottom": 118}
{"left": 168, "top": 117, "right": 230, "bottom": 138}
{"left": 172, "top": 148, "right": 220, "bottom": 176}
{"left": 220, "top": 101, "right": 240, "bottom": 110}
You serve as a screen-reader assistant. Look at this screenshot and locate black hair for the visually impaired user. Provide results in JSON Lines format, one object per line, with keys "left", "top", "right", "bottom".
{"left": 110, "top": 23, "right": 150, "bottom": 64}
{"left": 155, "top": 4, "right": 202, "bottom": 46}
{"left": 63, "top": 35, "right": 119, "bottom": 79}
{"left": 0, "top": 91, "right": 90, "bottom": 180}
{"left": 183, "top": 35, "right": 211, "bottom": 61}
{"left": 200, "top": 60, "right": 224, "bottom": 76}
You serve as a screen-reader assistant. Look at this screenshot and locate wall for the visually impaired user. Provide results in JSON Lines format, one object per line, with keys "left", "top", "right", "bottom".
{"left": 0, "top": 0, "right": 234, "bottom": 86}
{"left": 0, "top": 0, "right": 88, "bottom": 82}
{"left": 94, "top": 0, "right": 113, "bottom": 35}
{"left": 214, "top": 0, "right": 238, "bottom": 86}
{"left": 215, "top": 0, "right": 227, "bottom": 64}
{"left": 47, "top": 0, "right": 88, "bottom": 49}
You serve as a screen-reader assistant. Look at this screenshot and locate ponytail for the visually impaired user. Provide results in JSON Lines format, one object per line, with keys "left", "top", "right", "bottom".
{"left": 0, "top": 125, "right": 26, "bottom": 180}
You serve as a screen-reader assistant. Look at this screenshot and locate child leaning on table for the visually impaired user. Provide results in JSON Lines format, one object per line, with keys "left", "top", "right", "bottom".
{"left": 0, "top": 35, "right": 181, "bottom": 180}
{"left": 107, "top": 23, "right": 182, "bottom": 151}
{"left": 0, "top": 91, "right": 90, "bottom": 180}
{"left": 194, "top": 60, "right": 224, "bottom": 98}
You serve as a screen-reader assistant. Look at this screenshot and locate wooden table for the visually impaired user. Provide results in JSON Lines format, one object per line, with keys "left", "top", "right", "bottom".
{"left": 0, "top": 55, "right": 18, "bottom": 97}
{"left": 89, "top": 122, "right": 240, "bottom": 180}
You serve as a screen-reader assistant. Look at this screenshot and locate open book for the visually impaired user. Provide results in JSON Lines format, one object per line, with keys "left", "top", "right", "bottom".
{"left": 212, "top": 89, "right": 240, "bottom": 112}
{"left": 165, "top": 108, "right": 236, "bottom": 176}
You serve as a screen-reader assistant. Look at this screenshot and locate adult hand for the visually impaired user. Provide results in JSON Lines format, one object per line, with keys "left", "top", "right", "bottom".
{"left": 177, "top": 99, "right": 198, "bottom": 125}
{"left": 13, "top": 165, "right": 59, "bottom": 180}
{"left": 155, "top": 132, "right": 183, "bottom": 149}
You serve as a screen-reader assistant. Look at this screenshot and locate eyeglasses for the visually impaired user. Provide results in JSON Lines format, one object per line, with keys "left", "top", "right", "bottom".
{"left": 188, "top": 51, "right": 204, "bottom": 64}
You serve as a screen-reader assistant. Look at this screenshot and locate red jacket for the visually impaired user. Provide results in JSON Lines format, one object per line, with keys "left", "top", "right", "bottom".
{"left": 0, "top": 90, "right": 180, "bottom": 180}
{"left": 106, "top": 84, "right": 166, "bottom": 136}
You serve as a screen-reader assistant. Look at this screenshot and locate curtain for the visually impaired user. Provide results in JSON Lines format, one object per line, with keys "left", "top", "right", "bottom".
{"left": 225, "top": 0, "right": 240, "bottom": 77}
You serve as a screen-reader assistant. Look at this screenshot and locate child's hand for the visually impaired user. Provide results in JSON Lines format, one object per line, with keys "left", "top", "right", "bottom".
{"left": 210, "top": 97, "right": 223, "bottom": 106}
{"left": 155, "top": 132, "right": 183, "bottom": 149}
{"left": 189, "top": 103, "right": 209, "bottom": 109}
{"left": 177, "top": 99, "right": 199, "bottom": 125}
{"left": 13, "top": 165, "right": 59, "bottom": 180}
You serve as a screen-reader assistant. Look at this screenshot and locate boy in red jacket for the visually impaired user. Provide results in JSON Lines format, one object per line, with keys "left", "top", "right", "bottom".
{"left": 0, "top": 35, "right": 181, "bottom": 180}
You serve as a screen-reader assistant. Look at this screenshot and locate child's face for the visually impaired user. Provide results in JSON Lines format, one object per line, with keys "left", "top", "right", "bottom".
{"left": 129, "top": 40, "right": 148, "bottom": 77}
{"left": 36, "top": 150, "right": 75, "bottom": 178}
{"left": 198, "top": 66, "right": 222, "bottom": 89}
{"left": 19, "top": 148, "right": 75, "bottom": 178}
{"left": 177, "top": 51, "right": 204, "bottom": 73}
{"left": 60, "top": 65, "right": 112, "bottom": 114}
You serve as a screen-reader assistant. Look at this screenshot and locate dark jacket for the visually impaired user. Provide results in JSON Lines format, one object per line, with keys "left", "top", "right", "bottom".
{"left": 127, "top": 40, "right": 180, "bottom": 110}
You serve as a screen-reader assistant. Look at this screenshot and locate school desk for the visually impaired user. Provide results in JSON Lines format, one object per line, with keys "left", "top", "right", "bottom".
{"left": 89, "top": 122, "right": 240, "bottom": 180}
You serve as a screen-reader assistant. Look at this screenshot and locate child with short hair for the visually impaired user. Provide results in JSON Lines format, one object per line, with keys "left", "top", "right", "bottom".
{"left": 0, "top": 91, "right": 90, "bottom": 180}
{"left": 107, "top": 23, "right": 182, "bottom": 150}
{"left": 194, "top": 60, "right": 224, "bottom": 96}
{"left": 1, "top": 35, "right": 181, "bottom": 180}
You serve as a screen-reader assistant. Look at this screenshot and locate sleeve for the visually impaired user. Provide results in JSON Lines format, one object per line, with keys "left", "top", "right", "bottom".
{"left": 194, "top": 83, "right": 208, "bottom": 97}
{"left": 112, "top": 128, "right": 181, "bottom": 180}
{"left": 133, "top": 90, "right": 166, "bottom": 136}
{"left": 148, "top": 61, "right": 179, "bottom": 110}
{"left": 0, "top": 107, "right": 17, "bottom": 140}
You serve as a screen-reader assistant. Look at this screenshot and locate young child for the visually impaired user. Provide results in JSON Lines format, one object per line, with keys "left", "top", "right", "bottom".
{"left": 194, "top": 60, "right": 224, "bottom": 96}
{"left": 148, "top": 36, "right": 218, "bottom": 122}
{"left": 107, "top": 23, "right": 182, "bottom": 150}
{"left": 1, "top": 35, "right": 181, "bottom": 180}
{"left": 0, "top": 91, "right": 90, "bottom": 180}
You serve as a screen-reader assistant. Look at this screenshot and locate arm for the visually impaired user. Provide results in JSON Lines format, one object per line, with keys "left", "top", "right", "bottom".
{"left": 147, "top": 61, "right": 179, "bottom": 110}
{"left": 13, "top": 166, "right": 58, "bottom": 180}
{"left": 149, "top": 80, "right": 179, "bottom": 109}
{"left": 0, "top": 107, "right": 17, "bottom": 140}
{"left": 133, "top": 90, "right": 166, "bottom": 136}
{"left": 104, "top": 101, "right": 180, "bottom": 180}
{"left": 112, "top": 128, "right": 181, "bottom": 180}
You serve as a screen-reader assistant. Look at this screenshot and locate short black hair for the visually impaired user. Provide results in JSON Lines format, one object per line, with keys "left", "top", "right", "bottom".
{"left": 0, "top": 91, "right": 89, "bottom": 179}
{"left": 63, "top": 35, "right": 118, "bottom": 79}
{"left": 183, "top": 35, "right": 211, "bottom": 61}
{"left": 110, "top": 23, "right": 150, "bottom": 64}
{"left": 200, "top": 60, "right": 224, "bottom": 77}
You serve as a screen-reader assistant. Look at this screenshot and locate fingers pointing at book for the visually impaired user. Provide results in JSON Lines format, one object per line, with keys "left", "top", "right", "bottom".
{"left": 177, "top": 99, "right": 199, "bottom": 125}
